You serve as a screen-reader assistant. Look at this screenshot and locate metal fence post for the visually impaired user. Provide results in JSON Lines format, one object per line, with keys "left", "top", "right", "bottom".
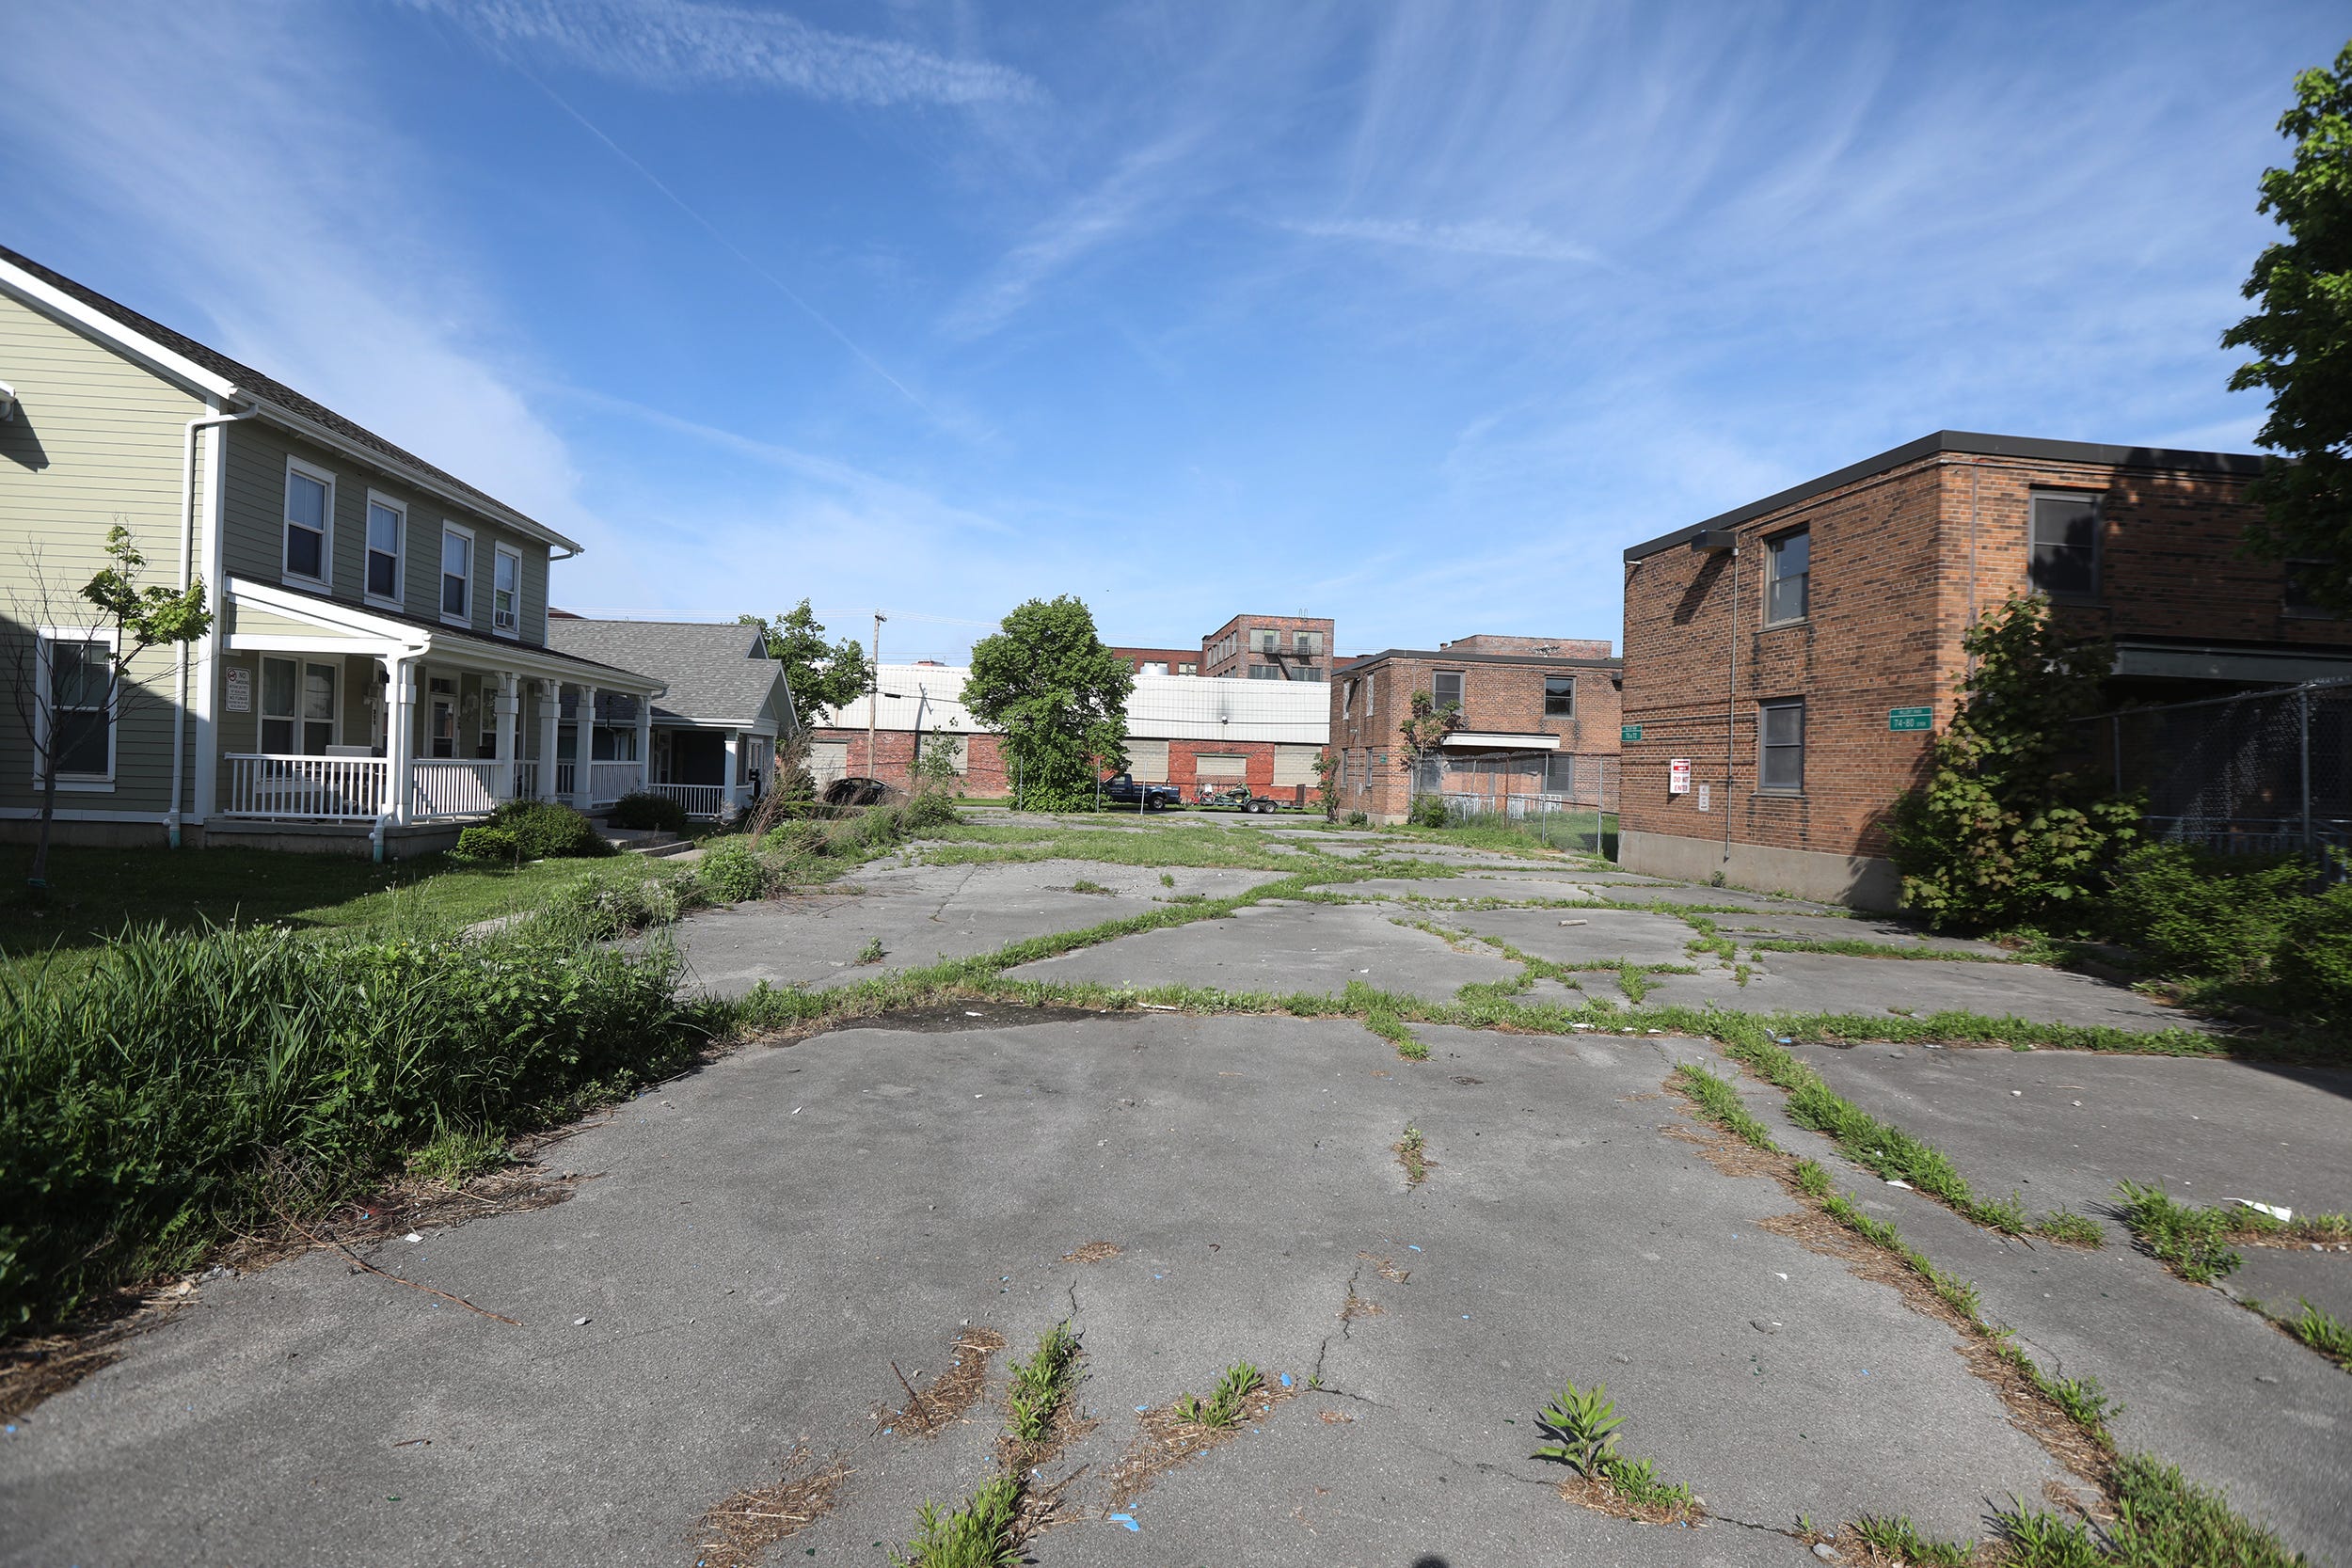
{"left": 2112, "top": 714, "right": 2122, "bottom": 796}
{"left": 2300, "top": 686, "right": 2313, "bottom": 857}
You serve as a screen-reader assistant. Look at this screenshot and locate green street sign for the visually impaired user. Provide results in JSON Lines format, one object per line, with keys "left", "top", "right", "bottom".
{"left": 1888, "top": 706, "right": 1932, "bottom": 732}
{"left": 1621, "top": 724, "right": 1643, "bottom": 742}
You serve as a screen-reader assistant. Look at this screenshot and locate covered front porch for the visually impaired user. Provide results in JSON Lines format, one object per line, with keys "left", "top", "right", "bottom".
{"left": 204, "top": 580, "right": 663, "bottom": 855}
{"left": 646, "top": 721, "right": 773, "bottom": 821}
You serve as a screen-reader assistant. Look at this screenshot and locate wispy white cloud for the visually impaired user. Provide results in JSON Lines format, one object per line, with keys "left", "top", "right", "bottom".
{"left": 1283, "top": 216, "right": 1607, "bottom": 267}
{"left": 397, "top": 0, "right": 1037, "bottom": 106}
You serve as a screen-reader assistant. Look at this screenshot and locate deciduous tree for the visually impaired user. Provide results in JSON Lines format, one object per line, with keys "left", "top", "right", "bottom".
{"left": 740, "top": 600, "right": 870, "bottom": 721}
{"left": 961, "top": 597, "right": 1132, "bottom": 812}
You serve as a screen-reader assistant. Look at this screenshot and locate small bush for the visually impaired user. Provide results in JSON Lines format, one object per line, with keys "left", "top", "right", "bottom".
{"left": 545, "top": 867, "right": 697, "bottom": 940}
{"left": 608, "top": 790, "right": 688, "bottom": 835}
{"left": 489, "top": 800, "right": 611, "bottom": 860}
{"left": 1343, "top": 810, "right": 1370, "bottom": 827}
{"left": 1406, "top": 794, "right": 1448, "bottom": 828}
{"left": 765, "top": 820, "right": 829, "bottom": 857}
{"left": 900, "top": 789, "right": 961, "bottom": 831}
{"left": 2103, "top": 844, "right": 2306, "bottom": 984}
{"left": 698, "top": 840, "right": 771, "bottom": 903}
{"left": 451, "top": 826, "right": 520, "bottom": 864}
{"left": 2272, "top": 878, "right": 2352, "bottom": 1022}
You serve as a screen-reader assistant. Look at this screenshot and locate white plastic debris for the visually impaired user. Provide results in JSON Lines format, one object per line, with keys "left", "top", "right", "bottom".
{"left": 1885, "top": 1180, "right": 1913, "bottom": 1191}
{"left": 2011, "top": 1090, "right": 2023, "bottom": 1097}
{"left": 1559, "top": 918, "right": 1589, "bottom": 927}
{"left": 573, "top": 1317, "right": 591, "bottom": 1326}
{"left": 405, "top": 1232, "right": 422, "bottom": 1243}
{"left": 2234, "top": 1199, "right": 2295, "bottom": 1223}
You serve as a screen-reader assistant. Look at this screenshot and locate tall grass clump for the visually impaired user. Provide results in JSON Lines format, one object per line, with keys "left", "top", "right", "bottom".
{"left": 0, "top": 912, "right": 691, "bottom": 1332}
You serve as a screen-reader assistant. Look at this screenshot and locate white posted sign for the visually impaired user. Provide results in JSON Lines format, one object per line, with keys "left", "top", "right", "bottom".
{"left": 1669, "top": 757, "right": 1692, "bottom": 795}
{"left": 225, "top": 667, "right": 251, "bottom": 712}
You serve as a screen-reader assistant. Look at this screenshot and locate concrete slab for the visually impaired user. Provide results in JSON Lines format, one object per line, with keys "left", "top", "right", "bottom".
{"left": 1001, "top": 898, "right": 1525, "bottom": 1002}
{"left": 672, "top": 860, "right": 1287, "bottom": 997}
{"left": 1711, "top": 912, "right": 2008, "bottom": 958}
{"left": 1597, "top": 884, "right": 1841, "bottom": 913}
{"left": 1710, "top": 1050, "right": 2352, "bottom": 1563}
{"left": 1448, "top": 906, "right": 1707, "bottom": 970}
{"left": 1741, "top": 951, "right": 2213, "bottom": 1035}
{"left": 1786, "top": 1044, "right": 2352, "bottom": 1221}
{"left": 2231, "top": 1244, "right": 2352, "bottom": 1327}
{"left": 4, "top": 1017, "right": 2063, "bottom": 1566}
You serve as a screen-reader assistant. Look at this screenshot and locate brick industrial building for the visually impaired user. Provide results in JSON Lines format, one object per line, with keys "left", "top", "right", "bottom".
{"left": 811, "top": 664, "right": 1329, "bottom": 803}
{"left": 1616, "top": 431, "right": 2352, "bottom": 908}
{"left": 1200, "top": 613, "right": 1333, "bottom": 681}
{"left": 1330, "top": 636, "right": 1623, "bottom": 823}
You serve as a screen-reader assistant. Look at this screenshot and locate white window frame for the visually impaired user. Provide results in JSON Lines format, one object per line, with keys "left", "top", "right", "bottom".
{"left": 282, "top": 456, "right": 335, "bottom": 590}
{"left": 1765, "top": 527, "right": 1810, "bottom": 626}
{"left": 260, "top": 654, "right": 342, "bottom": 756}
{"left": 33, "top": 626, "right": 118, "bottom": 790}
{"left": 1543, "top": 673, "right": 1576, "bottom": 719}
{"left": 362, "top": 490, "right": 405, "bottom": 610}
{"left": 440, "top": 522, "right": 474, "bottom": 627}
{"left": 491, "top": 543, "right": 522, "bottom": 637}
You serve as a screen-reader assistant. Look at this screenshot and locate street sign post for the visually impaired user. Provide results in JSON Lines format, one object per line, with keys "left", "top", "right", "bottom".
{"left": 1888, "top": 706, "right": 1932, "bottom": 732}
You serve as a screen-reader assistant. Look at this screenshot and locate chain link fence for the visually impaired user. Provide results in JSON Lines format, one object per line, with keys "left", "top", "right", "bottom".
{"left": 1408, "top": 752, "right": 1619, "bottom": 855}
{"left": 2082, "top": 676, "right": 2352, "bottom": 858}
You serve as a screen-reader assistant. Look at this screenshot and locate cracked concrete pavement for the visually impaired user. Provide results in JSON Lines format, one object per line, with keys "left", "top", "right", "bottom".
{"left": 8, "top": 820, "right": 2345, "bottom": 1566}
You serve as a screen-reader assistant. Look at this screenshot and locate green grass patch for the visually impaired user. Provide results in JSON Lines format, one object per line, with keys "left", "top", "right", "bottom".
{"left": 2278, "top": 1299, "right": 2352, "bottom": 1370}
{"left": 1996, "top": 1453, "right": 2310, "bottom": 1566}
{"left": 890, "top": 1474, "right": 1021, "bottom": 1568}
{"left": 1851, "top": 1514, "right": 1975, "bottom": 1566}
{"left": 2114, "top": 1181, "right": 2245, "bottom": 1284}
{"left": 1747, "top": 937, "right": 2017, "bottom": 962}
{"left": 1005, "top": 1320, "right": 1083, "bottom": 1443}
{"left": 1671, "top": 1063, "right": 1780, "bottom": 1151}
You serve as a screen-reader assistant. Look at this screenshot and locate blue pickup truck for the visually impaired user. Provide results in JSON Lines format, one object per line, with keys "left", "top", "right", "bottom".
{"left": 1101, "top": 772, "right": 1184, "bottom": 810}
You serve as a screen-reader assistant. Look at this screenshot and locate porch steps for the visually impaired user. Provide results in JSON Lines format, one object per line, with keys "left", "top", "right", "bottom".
{"left": 600, "top": 827, "right": 695, "bottom": 859}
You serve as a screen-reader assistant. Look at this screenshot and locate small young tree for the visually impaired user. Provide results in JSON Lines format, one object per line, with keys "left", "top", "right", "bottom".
{"left": 1313, "top": 746, "right": 1340, "bottom": 821}
{"left": 961, "top": 596, "right": 1134, "bottom": 812}
{"left": 740, "top": 600, "right": 871, "bottom": 721}
{"left": 8, "top": 525, "right": 214, "bottom": 889}
{"left": 913, "top": 727, "right": 961, "bottom": 795}
{"left": 1396, "top": 688, "right": 1462, "bottom": 824}
{"left": 2219, "top": 44, "right": 2352, "bottom": 611}
{"left": 1888, "top": 595, "right": 2137, "bottom": 929}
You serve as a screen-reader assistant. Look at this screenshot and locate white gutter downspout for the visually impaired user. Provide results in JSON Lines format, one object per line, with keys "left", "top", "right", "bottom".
{"left": 172, "top": 403, "right": 258, "bottom": 847}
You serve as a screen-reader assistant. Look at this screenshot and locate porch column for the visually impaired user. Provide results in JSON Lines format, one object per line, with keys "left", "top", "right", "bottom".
{"left": 495, "top": 673, "right": 519, "bottom": 801}
{"left": 536, "top": 680, "right": 561, "bottom": 801}
{"left": 723, "top": 730, "right": 742, "bottom": 815}
{"left": 385, "top": 654, "right": 416, "bottom": 826}
{"left": 571, "top": 684, "right": 596, "bottom": 809}
{"left": 634, "top": 696, "right": 652, "bottom": 798}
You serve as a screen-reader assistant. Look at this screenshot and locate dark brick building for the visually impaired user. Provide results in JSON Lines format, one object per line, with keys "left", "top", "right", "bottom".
{"left": 1200, "top": 613, "right": 1334, "bottom": 682}
{"left": 1616, "top": 431, "right": 2352, "bottom": 907}
{"left": 1330, "top": 637, "right": 1622, "bottom": 822}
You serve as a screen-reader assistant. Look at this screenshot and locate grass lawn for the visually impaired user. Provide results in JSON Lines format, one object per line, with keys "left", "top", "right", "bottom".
{"left": 0, "top": 844, "right": 660, "bottom": 973}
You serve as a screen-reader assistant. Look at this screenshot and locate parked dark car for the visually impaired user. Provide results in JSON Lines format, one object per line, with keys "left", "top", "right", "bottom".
{"left": 1101, "top": 772, "right": 1183, "bottom": 810}
{"left": 823, "top": 776, "right": 891, "bottom": 807}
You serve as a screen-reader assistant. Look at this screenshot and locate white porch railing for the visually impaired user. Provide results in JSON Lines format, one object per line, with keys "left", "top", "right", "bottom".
{"left": 590, "top": 761, "right": 644, "bottom": 804}
{"left": 650, "top": 782, "right": 726, "bottom": 818}
{"left": 410, "top": 759, "right": 501, "bottom": 819}
{"left": 224, "top": 755, "right": 389, "bottom": 820}
{"left": 555, "top": 760, "right": 577, "bottom": 800}
{"left": 514, "top": 759, "right": 540, "bottom": 800}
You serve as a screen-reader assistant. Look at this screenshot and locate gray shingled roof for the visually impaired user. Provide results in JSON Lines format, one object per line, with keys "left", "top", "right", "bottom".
{"left": 544, "top": 619, "right": 790, "bottom": 729}
{"left": 0, "top": 244, "right": 570, "bottom": 549}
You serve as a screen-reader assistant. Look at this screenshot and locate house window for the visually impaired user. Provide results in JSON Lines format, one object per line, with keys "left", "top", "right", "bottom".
{"left": 440, "top": 525, "right": 472, "bottom": 622}
{"left": 2285, "top": 561, "right": 2343, "bottom": 620}
{"left": 1433, "top": 670, "right": 1464, "bottom": 711}
{"left": 38, "top": 633, "right": 114, "bottom": 782}
{"left": 261, "top": 657, "right": 337, "bottom": 754}
{"left": 1178, "top": 662, "right": 1196, "bottom": 674}
{"left": 1544, "top": 674, "right": 1575, "bottom": 718}
{"left": 1295, "top": 629, "right": 1324, "bottom": 655}
{"left": 1299, "top": 665, "right": 1322, "bottom": 682}
{"left": 284, "top": 461, "right": 332, "bottom": 586}
{"left": 2029, "top": 494, "right": 2100, "bottom": 599}
{"left": 1251, "top": 627, "right": 1278, "bottom": 653}
{"left": 1249, "top": 665, "right": 1281, "bottom": 679}
{"left": 428, "top": 675, "right": 457, "bottom": 759}
{"left": 364, "top": 496, "right": 404, "bottom": 606}
{"left": 1759, "top": 698, "right": 1805, "bottom": 793}
{"left": 492, "top": 545, "right": 521, "bottom": 634}
{"left": 1766, "top": 529, "right": 1809, "bottom": 625}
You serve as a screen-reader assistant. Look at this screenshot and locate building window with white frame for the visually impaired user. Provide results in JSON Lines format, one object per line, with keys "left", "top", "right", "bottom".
{"left": 2028, "top": 493, "right": 2100, "bottom": 600}
{"left": 260, "top": 656, "right": 338, "bottom": 755}
{"left": 1766, "top": 528, "right": 1809, "bottom": 625}
{"left": 492, "top": 544, "right": 521, "bottom": 635}
{"left": 441, "top": 525, "right": 472, "bottom": 623}
{"left": 1544, "top": 674, "right": 1575, "bottom": 718}
{"left": 1758, "top": 698, "right": 1805, "bottom": 793}
{"left": 38, "top": 632, "right": 115, "bottom": 784}
{"left": 364, "top": 495, "right": 404, "bottom": 606}
{"left": 1432, "top": 670, "right": 1464, "bottom": 712}
{"left": 284, "top": 460, "right": 333, "bottom": 586}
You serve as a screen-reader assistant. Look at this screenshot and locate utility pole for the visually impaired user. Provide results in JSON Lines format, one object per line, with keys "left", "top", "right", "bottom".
{"left": 867, "top": 610, "right": 886, "bottom": 779}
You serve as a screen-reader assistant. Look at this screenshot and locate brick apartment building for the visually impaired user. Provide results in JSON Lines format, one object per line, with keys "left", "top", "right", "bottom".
{"left": 1330, "top": 635, "right": 1623, "bottom": 822}
{"left": 1200, "top": 614, "right": 1334, "bottom": 681}
{"left": 1109, "top": 646, "right": 1201, "bottom": 676}
{"left": 1616, "top": 430, "right": 2352, "bottom": 908}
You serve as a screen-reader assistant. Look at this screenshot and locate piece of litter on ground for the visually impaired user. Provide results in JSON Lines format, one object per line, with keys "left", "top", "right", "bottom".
{"left": 2011, "top": 1090, "right": 2023, "bottom": 1097}
{"left": 1136, "top": 1405, "right": 1149, "bottom": 1413}
{"left": 1885, "top": 1179, "right": 1913, "bottom": 1190}
{"left": 1109, "top": 1513, "right": 1140, "bottom": 1531}
{"left": 791, "top": 1107, "right": 801, "bottom": 1115}
{"left": 404, "top": 1232, "right": 422, "bottom": 1243}
{"left": 573, "top": 1317, "right": 591, "bottom": 1326}
{"left": 1558, "top": 918, "right": 1588, "bottom": 927}
{"left": 2071, "top": 1100, "right": 2082, "bottom": 1107}
{"left": 965, "top": 1010, "right": 984, "bottom": 1017}
{"left": 1407, "top": 1244, "right": 1422, "bottom": 1252}
{"left": 1773, "top": 1036, "right": 1794, "bottom": 1044}
{"left": 2234, "top": 1199, "right": 2295, "bottom": 1222}
{"left": 1279, "top": 1372, "right": 1293, "bottom": 1387}
{"left": 1775, "top": 1272, "right": 1788, "bottom": 1281}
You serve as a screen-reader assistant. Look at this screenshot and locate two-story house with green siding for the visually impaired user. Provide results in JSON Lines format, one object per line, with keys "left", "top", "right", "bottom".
{"left": 0, "top": 244, "right": 665, "bottom": 859}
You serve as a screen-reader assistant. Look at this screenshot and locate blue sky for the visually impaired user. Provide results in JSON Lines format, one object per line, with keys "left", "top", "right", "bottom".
{"left": 4, "top": 3, "right": 2344, "bottom": 661}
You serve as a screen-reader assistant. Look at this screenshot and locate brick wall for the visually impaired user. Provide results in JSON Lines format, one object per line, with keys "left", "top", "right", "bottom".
{"left": 1328, "top": 650, "right": 1622, "bottom": 819}
{"left": 1200, "top": 613, "right": 1336, "bottom": 680}
{"left": 1442, "top": 634, "right": 1613, "bottom": 658}
{"left": 804, "top": 728, "right": 1317, "bottom": 806}
{"left": 1617, "top": 448, "right": 2337, "bottom": 871}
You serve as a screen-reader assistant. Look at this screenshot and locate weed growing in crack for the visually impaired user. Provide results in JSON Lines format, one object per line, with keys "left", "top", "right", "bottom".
{"left": 1173, "top": 1361, "right": 1263, "bottom": 1429}
{"left": 1005, "top": 1321, "right": 1083, "bottom": 1443}
{"left": 1851, "top": 1513, "right": 1975, "bottom": 1565}
{"left": 2041, "top": 1373, "right": 2123, "bottom": 1435}
{"left": 1395, "top": 1125, "right": 1431, "bottom": 1184}
{"left": 1996, "top": 1454, "right": 2308, "bottom": 1567}
{"left": 1068, "top": 879, "right": 1114, "bottom": 895}
{"left": 890, "top": 1474, "right": 1021, "bottom": 1568}
{"left": 2115, "top": 1181, "right": 2243, "bottom": 1284}
{"left": 2037, "top": 1210, "right": 2106, "bottom": 1247}
{"left": 2281, "top": 1298, "right": 2352, "bottom": 1369}
{"left": 1363, "top": 1010, "right": 1428, "bottom": 1060}
{"left": 1670, "top": 1064, "right": 1779, "bottom": 1151}
{"left": 1748, "top": 937, "right": 2016, "bottom": 963}
{"left": 1614, "top": 961, "right": 1654, "bottom": 1003}
{"left": 856, "top": 936, "right": 886, "bottom": 965}
{"left": 1159, "top": 873, "right": 1175, "bottom": 888}
{"left": 1532, "top": 1381, "right": 1621, "bottom": 1474}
